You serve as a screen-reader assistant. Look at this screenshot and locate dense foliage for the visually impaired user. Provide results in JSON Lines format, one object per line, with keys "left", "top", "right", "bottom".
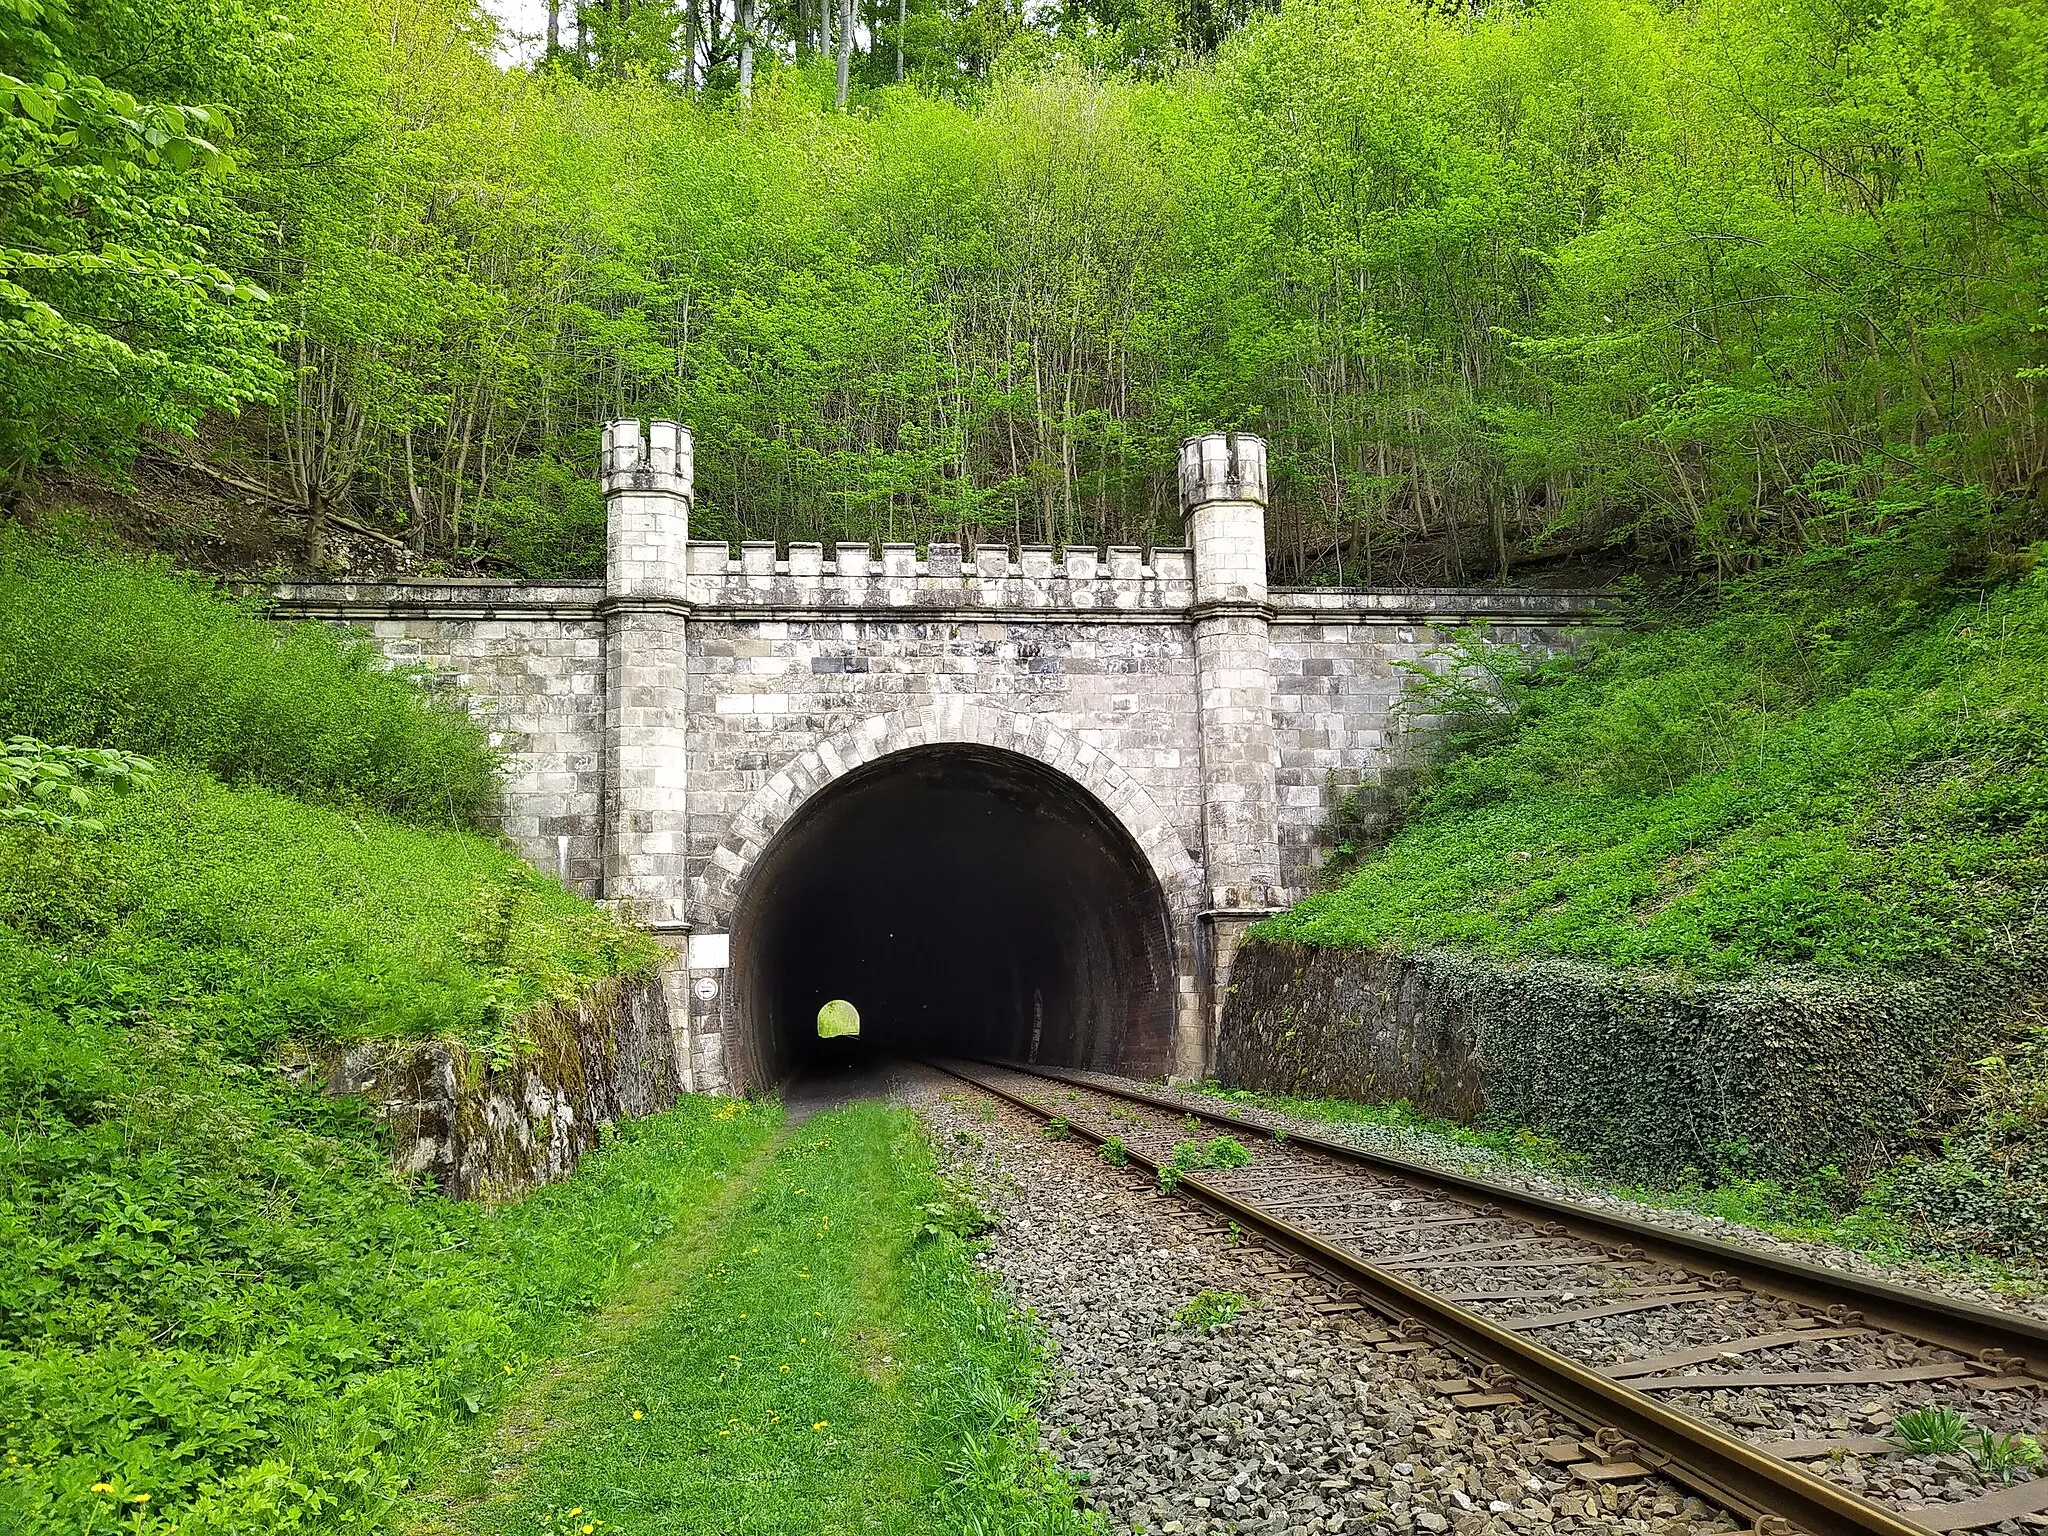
{"left": 0, "top": 536, "right": 500, "bottom": 826}
{"left": 1266, "top": 519, "right": 2048, "bottom": 978}
{"left": 5, "top": 0, "right": 2042, "bottom": 582}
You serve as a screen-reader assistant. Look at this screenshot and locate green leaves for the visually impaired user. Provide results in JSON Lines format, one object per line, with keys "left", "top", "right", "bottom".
{"left": 0, "top": 735, "right": 156, "bottom": 834}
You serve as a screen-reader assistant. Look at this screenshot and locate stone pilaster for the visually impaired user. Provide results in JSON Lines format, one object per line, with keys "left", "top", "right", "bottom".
{"left": 1183, "top": 431, "right": 1282, "bottom": 1076}
{"left": 601, "top": 419, "right": 693, "bottom": 929}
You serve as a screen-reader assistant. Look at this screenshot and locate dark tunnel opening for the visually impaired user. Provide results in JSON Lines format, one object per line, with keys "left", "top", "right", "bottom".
{"left": 727, "top": 745, "right": 1179, "bottom": 1089}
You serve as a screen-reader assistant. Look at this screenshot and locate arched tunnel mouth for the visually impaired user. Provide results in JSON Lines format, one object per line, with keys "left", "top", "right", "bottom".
{"left": 726, "top": 744, "right": 1180, "bottom": 1089}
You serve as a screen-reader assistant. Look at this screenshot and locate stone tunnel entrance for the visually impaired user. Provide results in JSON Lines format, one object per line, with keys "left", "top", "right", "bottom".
{"left": 726, "top": 744, "right": 1180, "bottom": 1088}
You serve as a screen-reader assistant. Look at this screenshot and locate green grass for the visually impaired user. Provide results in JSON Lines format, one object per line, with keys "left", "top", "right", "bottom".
{"left": 404, "top": 1103, "right": 1093, "bottom": 1535}
{"left": 1264, "top": 531, "right": 2048, "bottom": 979}
{"left": 1, "top": 766, "right": 658, "bottom": 1057}
{"left": 1, "top": 1092, "right": 783, "bottom": 1534}
{"left": 0, "top": 531, "right": 499, "bottom": 827}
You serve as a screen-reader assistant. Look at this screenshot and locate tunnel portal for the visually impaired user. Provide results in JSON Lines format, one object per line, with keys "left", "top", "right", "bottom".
{"left": 727, "top": 744, "right": 1179, "bottom": 1088}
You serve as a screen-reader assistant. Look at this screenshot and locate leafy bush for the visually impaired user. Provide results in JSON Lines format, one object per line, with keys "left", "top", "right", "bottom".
{"left": 1169, "top": 1291, "right": 1244, "bottom": 1333}
{"left": 0, "top": 534, "right": 499, "bottom": 828}
{"left": 1, "top": 736, "right": 156, "bottom": 833}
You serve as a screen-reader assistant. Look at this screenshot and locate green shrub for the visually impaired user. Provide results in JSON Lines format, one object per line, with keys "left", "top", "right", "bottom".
{"left": 0, "top": 533, "right": 499, "bottom": 828}
{"left": 1169, "top": 1290, "right": 1244, "bottom": 1333}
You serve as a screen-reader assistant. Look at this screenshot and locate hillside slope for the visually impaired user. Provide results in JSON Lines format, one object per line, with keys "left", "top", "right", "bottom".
{"left": 1267, "top": 529, "right": 2048, "bottom": 980}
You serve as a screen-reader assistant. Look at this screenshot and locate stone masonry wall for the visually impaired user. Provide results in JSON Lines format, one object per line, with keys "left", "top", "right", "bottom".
{"left": 1268, "top": 594, "right": 1593, "bottom": 894}
{"left": 274, "top": 587, "right": 610, "bottom": 893}
{"left": 685, "top": 612, "right": 1205, "bottom": 913}
{"left": 273, "top": 548, "right": 1599, "bottom": 1091}
{"left": 286, "top": 966, "right": 685, "bottom": 1202}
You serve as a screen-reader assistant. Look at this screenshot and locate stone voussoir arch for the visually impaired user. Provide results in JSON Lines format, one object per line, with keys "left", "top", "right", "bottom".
{"left": 694, "top": 700, "right": 1202, "bottom": 932}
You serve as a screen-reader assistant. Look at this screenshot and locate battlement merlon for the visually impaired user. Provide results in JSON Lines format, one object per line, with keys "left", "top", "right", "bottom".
{"left": 601, "top": 418, "right": 693, "bottom": 498}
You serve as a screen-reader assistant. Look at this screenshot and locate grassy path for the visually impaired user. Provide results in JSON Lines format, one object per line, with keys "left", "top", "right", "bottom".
{"left": 400, "top": 1101, "right": 1088, "bottom": 1535}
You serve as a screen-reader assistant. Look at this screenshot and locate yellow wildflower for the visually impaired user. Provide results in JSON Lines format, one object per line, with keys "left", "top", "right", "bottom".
{"left": 583, "top": 1526, "right": 596, "bottom": 1534}
{"left": 632, "top": 1409, "right": 643, "bottom": 1420}
{"left": 133, "top": 1493, "right": 151, "bottom": 1504}
{"left": 90, "top": 1483, "right": 114, "bottom": 1495}
{"left": 813, "top": 1420, "right": 830, "bottom": 1431}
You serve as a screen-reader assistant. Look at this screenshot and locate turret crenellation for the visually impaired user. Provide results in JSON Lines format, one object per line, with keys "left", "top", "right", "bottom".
{"left": 601, "top": 418, "right": 693, "bottom": 500}
{"left": 1178, "top": 431, "right": 1268, "bottom": 517}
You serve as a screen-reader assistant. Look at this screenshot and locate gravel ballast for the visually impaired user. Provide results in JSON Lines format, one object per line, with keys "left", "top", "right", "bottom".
{"left": 901, "top": 1067, "right": 1741, "bottom": 1536}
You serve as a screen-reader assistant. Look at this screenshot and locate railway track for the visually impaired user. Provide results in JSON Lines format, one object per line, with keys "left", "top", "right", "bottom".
{"left": 928, "top": 1058, "right": 2048, "bottom": 1536}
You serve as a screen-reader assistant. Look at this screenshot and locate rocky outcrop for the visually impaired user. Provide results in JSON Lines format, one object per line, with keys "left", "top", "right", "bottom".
{"left": 287, "top": 967, "right": 685, "bottom": 1202}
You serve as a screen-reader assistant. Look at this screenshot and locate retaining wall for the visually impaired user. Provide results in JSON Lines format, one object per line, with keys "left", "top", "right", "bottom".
{"left": 287, "top": 967, "right": 685, "bottom": 1202}
{"left": 1218, "top": 938, "right": 1996, "bottom": 1182}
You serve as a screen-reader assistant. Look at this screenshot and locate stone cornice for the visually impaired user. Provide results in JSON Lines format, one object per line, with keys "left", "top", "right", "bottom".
{"left": 264, "top": 579, "right": 1608, "bottom": 628}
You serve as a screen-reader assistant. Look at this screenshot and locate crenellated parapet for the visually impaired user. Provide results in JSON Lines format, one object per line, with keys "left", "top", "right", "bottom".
{"left": 677, "top": 540, "right": 1194, "bottom": 614}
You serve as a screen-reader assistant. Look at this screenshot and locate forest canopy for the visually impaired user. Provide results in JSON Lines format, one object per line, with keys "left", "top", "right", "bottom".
{"left": 1, "top": 0, "right": 2042, "bottom": 583}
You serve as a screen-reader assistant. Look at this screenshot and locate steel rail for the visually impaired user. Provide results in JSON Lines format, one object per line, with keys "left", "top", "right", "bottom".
{"left": 989, "top": 1060, "right": 2048, "bottom": 1380}
{"left": 929, "top": 1058, "right": 1944, "bottom": 1536}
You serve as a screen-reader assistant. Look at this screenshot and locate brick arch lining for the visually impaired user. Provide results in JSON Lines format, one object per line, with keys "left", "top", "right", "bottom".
{"left": 693, "top": 701, "right": 1202, "bottom": 934}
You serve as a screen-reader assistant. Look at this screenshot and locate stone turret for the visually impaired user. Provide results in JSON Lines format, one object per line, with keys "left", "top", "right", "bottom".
{"left": 601, "top": 419, "right": 694, "bottom": 929}
{"left": 1181, "top": 431, "right": 1282, "bottom": 1073}
{"left": 603, "top": 419, "right": 693, "bottom": 599}
{"left": 1180, "top": 431, "right": 1269, "bottom": 607}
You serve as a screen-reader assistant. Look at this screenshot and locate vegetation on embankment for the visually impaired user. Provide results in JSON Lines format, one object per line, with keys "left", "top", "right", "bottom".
{"left": 0, "top": 534, "right": 499, "bottom": 827}
{"left": 1, "top": 541, "right": 689, "bottom": 1530}
{"left": 1266, "top": 512, "right": 2048, "bottom": 981}
{"left": 2, "top": 1079, "right": 780, "bottom": 1534}
{"left": 406, "top": 1104, "right": 1091, "bottom": 1536}
{"left": 4, "top": 765, "right": 656, "bottom": 1057}
{"left": 1248, "top": 512, "right": 2048, "bottom": 1263}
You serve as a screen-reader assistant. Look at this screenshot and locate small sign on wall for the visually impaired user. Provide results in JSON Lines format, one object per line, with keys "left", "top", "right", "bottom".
{"left": 692, "top": 975, "right": 719, "bottom": 1002}
{"left": 688, "top": 932, "right": 730, "bottom": 970}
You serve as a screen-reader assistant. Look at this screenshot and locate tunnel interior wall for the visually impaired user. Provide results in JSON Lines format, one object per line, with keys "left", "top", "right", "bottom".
{"left": 726, "top": 745, "right": 1179, "bottom": 1089}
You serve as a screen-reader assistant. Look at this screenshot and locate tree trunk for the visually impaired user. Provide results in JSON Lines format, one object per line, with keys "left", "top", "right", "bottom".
{"left": 821, "top": 0, "right": 831, "bottom": 57}
{"left": 403, "top": 430, "right": 429, "bottom": 557}
{"left": 835, "top": 0, "right": 851, "bottom": 107}
{"left": 738, "top": 0, "right": 754, "bottom": 99}
{"left": 308, "top": 482, "right": 329, "bottom": 573}
{"left": 895, "top": 0, "right": 904, "bottom": 80}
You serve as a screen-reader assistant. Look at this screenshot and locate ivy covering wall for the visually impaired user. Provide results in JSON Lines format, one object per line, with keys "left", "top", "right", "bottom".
{"left": 1220, "top": 938, "right": 2011, "bottom": 1185}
